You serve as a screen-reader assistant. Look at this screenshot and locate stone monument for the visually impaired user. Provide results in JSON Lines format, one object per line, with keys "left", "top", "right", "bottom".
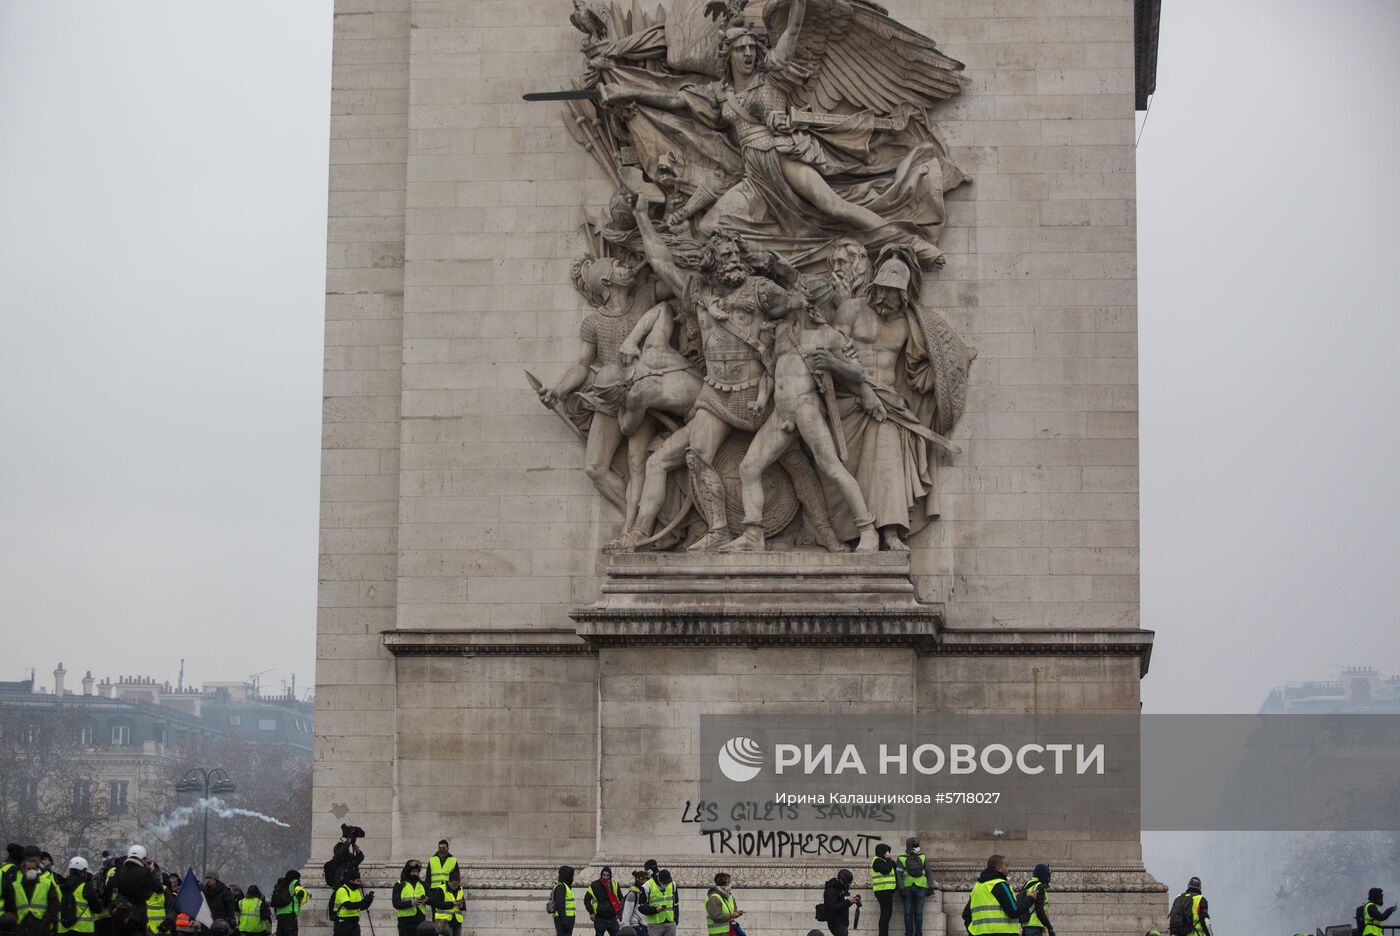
{"left": 313, "top": 0, "right": 1163, "bottom": 930}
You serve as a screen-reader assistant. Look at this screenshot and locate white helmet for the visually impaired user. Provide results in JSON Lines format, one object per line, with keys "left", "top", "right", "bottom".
{"left": 127, "top": 845, "right": 147, "bottom": 860}
{"left": 69, "top": 857, "right": 90, "bottom": 872}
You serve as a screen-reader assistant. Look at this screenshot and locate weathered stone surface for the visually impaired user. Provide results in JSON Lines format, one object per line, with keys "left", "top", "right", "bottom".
{"left": 311, "top": 0, "right": 1156, "bottom": 929}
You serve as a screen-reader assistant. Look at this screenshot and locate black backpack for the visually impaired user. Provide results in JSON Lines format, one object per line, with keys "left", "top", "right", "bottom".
{"left": 1358, "top": 905, "right": 1369, "bottom": 933}
{"left": 1168, "top": 893, "right": 1195, "bottom": 936}
{"left": 902, "top": 853, "right": 925, "bottom": 878}
{"left": 814, "top": 902, "right": 829, "bottom": 922}
{"left": 271, "top": 880, "right": 291, "bottom": 911}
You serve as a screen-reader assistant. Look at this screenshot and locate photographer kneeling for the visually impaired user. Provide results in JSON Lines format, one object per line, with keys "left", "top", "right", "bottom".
{"left": 822, "top": 870, "right": 860, "bottom": 936}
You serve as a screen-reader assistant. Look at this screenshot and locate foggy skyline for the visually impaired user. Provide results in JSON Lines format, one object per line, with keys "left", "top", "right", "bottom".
{"left": 2, "top": 0, "right": 1398, "bottom": 712}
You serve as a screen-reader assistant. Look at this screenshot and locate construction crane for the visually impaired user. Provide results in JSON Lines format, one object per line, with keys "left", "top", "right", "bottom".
{"left": 248, "top": 669, "right": 274, "bottom": 696}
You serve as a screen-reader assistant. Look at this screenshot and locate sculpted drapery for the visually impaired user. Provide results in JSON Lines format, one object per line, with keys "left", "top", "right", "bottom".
{"left": 531, "top": 0, "right": 975, "bottom": 552}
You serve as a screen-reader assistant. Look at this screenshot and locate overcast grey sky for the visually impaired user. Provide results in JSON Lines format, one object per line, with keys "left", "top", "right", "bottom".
{"left": 1, "top": 0, "right": 1397, "bottom": 711}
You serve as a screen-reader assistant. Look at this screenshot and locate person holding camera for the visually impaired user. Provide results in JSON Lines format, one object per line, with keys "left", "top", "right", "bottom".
{"left": 821, "top": 870, "right": 859, "bottom": 936}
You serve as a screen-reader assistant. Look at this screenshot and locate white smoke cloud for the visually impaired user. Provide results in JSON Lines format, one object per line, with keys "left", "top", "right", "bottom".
{"left": 146, "top": 797, "right": 290, "bottom": 838}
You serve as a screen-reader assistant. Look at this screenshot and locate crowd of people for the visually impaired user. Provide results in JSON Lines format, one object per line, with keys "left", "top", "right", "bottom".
{"left": 0, "top": 843, "right": 309, "bottom": 936}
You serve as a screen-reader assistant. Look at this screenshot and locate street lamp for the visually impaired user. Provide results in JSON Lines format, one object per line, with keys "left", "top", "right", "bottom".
{"left": 174, "top": 767, "right": 235, "bottom": 879}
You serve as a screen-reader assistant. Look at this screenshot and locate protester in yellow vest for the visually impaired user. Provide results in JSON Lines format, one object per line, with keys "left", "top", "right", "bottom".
{"left": 1361, "top": 888, "right": 1396, "bottom": 936}
{"left": 271, "top": 872, "right": 308, "bottom": 936}
{"left": 331, "top": 872, "right": 374, "bottom": 936}
{"left": 1167, "top": 878, "right": 1208, "bottom": 936}
{"left": 868, "top": 844, "right": 896, "bottom": 936}
{"left": 705, "top": 873, "right": 742, "bottom": 936}
{"left": 1019, "top": 864, "right": 1053, "bottom": 936}
{"left": 392, "top": 862, "right": 428, "bottom": 936}
{"left": 427, "top": 844, "right": 456, "bottom": 894}
{"left": 961, "top": 855, "right": 1023, "bottom": 936}
{"left": 237, "top": 888, "right": 271, "bottom": 936}
{"left": 431, "top": 868, "right": 464, "bottom": 936}
{"left": 640, "top": 860, "right": 677, "bottom": 936}
{"left": 12, "top": 847, "right": 60, "bottom": 936}
{"left": 549, "top": 865, "right": 577, "bottom": 936}
{"left": 896, "top": 838, "right": 932, "bottom": 936}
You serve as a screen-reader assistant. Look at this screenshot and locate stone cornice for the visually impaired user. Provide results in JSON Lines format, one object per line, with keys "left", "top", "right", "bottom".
{"left": 932, "top": 628, "right": 1156, "bottom": 676}
{"left": 381, "top": 629, "right": 593, "bottom": 657}
{"left": 330, "top": 860, "right": 1164, "bottom": 893}
{"left": 571, "top": 610, "right": 943, "bottom": 649}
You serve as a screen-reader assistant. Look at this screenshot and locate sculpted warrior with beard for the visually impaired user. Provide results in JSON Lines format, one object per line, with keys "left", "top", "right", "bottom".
{"left": 823, "top": 247, "right": 974, "bottom": 550}
{"left": 606, "top": 197, "right": 844, "bottom": 552}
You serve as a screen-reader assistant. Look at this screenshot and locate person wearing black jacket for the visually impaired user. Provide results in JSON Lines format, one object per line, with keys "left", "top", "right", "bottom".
{"left": 551, "top": 866, "right": 577, "bottom": 936}
{"left": 1020, "top": 864, "right": 1053, "bottom": 936}
{"left": 868, "top": 845, "right": 896, "bottom": 936}
{"left": 13, "top": 847, "right": 59, "bottom": 936}
{"left": 1, "top": 845, "right": 27, "bottom": 919}
{"left": 584, "top": 868, "right": 623, "bottom": 936}
{"left": 822, "top": 870, "right": 859, "bottom": 936}
{"left": 331, "top": 871, "right": 374, "bottom": 936}
{"left": 961, "top": 856, "right": 1024, "bottom": 934}
{"left": 203, "top": 875, "right": 238, "bottom": 929}
{"left": 61, "top": 858, "right": 100, "bottom": 936}
{"left": 392, "top": 861, "right": 429, "bottom": 936}
{"left": 114, "top": 848, "right": 160, "bottom": 936}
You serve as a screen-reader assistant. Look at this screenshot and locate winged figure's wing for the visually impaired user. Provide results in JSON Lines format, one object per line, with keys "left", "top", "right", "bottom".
{"left": 666, "top": 0, "right": 728, "bottom": 77}
{"left": 763, "top": 0, "right": 967, "bottom": 113}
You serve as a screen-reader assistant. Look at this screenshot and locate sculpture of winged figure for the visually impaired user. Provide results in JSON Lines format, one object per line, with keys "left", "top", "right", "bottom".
{"left": 597, "top": 0, "right": 968, "bottom": 270}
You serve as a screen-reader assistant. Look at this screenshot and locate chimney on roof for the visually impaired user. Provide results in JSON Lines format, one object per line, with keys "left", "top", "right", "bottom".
{"left": 82, "top": 671, "right": 94, "bottom": 696}
{"left": 54, "top": 663, "right": 66, "bottom": 697}
{"left": 98, "top": 678, "right": 113, "bottom": 699}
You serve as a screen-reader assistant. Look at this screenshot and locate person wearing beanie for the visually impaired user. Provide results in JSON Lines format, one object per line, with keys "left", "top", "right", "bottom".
{"left": 585, "top": 868, "right": 623, "bottom": 936}
{"left": 704, "top": 873, "right": 741, "bottom": 936}
{"left": 895, "top": 838, "right": 932, "bottom": 936}
{"left": 551, "top": 867, "right": 577, "bottom": 936}
{"left": 392, "top": 861, "right": 429, "bottom": 936}
{"left": 430, "top": 866, "right": 464, "bottom": 936}
{"left": 271, "top": 871, "right": 309, "bottom": 936}
{"left": 640, "top": 861, "right": 676, "bottom": 936}
{"left": 821, "top": 869, "right": 859, "bottom": 936}
{"left": 330, "top": 870, "right": 373, "bottom": 936}
{"left": 1361, "top": 887, "right": 1396, "bottom": 936}
{"left": 13, "top": 847, "right": 60, "bottom": 936}
{"left": 960, "top": 855, "right": 1023, "bottom": 936}
{"left": 868, "top": 844, "right": 896, "bottom": 936}
{"left": 1020, "top": 864, "right": 1052, "bottom": 936}
{"left": 1167, "top": 877, "right": 1207, "bottom": 936}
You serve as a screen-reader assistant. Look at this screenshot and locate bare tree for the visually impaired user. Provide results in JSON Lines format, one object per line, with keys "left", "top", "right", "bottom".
{"left": 0, "top": 704, "right": 119, "bottom": 855}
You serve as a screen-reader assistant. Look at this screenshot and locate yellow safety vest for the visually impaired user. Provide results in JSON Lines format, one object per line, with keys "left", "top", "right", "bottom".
{"left": 433, "top": 885, "right": 463, "bottom": 924}
{"left": 1174, "top": 893, "right": 1205, "bottom": 935}
{"left": 551, "top": 882, "right": 575, "bottom": 920}
{"left": 334, "top": 886, "right": 363, "bottom": 920}
{"left": 1022, "top": 877, "right": 1047, "bottom": 929}
{"left": 238, "top": 897, "right": 269, "bottom": 934}
{"left": 898, "top": 854, "right": 928, "bottom": 890}
{"left": 870, "top": 857, "right": 895, "bottom": 893}
{"left": 275, "top": 882, "right": 307, "bottom": 916}
{"left": 707, "top": 891, "right": 735, "bottom": 936}
{"left": 147, "top": 891, "right": 167, "bottom": 934}
{"left": 428, "top": 856, "right": 457, "bottom": 891}
{"left": 642, "top": 879, "right": 674, "bottom": 925}
{"left": 61, "top": 881, "right": 96, "bottom": 934}
{"left": 396, "top": 881, "right": 426, "bottom": 919}
{"left": 966, "top": 878, "right": 1019, "bottom": 935}
{"left": 1364, "top": 902, "right": 1385, "bottom": 936}
{"left": 14, "top": 874, "right": 56, "bottom": 922}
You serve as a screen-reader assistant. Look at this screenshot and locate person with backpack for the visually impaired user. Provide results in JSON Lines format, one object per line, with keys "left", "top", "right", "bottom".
{"left": 331, "top": 871, "right": 373, "bottom": 936}
{"left": 819, "top": 869, "right": 859, "bottom": 936}
{"left": 59, "top": 857, "right": 99, "bottom": 936}
{"left": 1360, "top": 888, "right": 1396, "bottom": 936}
{"left": 392, "top": 861, "right": 429, "bottom": 936}
{"left": 584, "top": 867, "right": 623, "bottom": 936}
{"left": 1019, "top": 864, "right": 1053, "bottom": 936}
{"left": 619, "top": 871, "right": 648, "bottom": 936}
{"left": 896, "top": 838, "right": 933, "bottom": 936}
{"left": 868, "top": 844, "right": 896, "bottom": 936}
{"left": 705, "top": 873, "right": 742, "bottom": 936}
{"left": 549, "top": 866, "right": 577, "bottom": 936}
{"left": 1167, "top": 877, "right": 1208, "bottom": 936}
{"left": 270, "top": 872, "right": 308, "bottom": 936}
{"left": 430, "top": 866, "right": 464, "bottom": 936}
{"left": 960, "top": 854, "right": 1024, "bottom": 936}
{"left": 236, "top": 887, "right": 271, "bottom": 936}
